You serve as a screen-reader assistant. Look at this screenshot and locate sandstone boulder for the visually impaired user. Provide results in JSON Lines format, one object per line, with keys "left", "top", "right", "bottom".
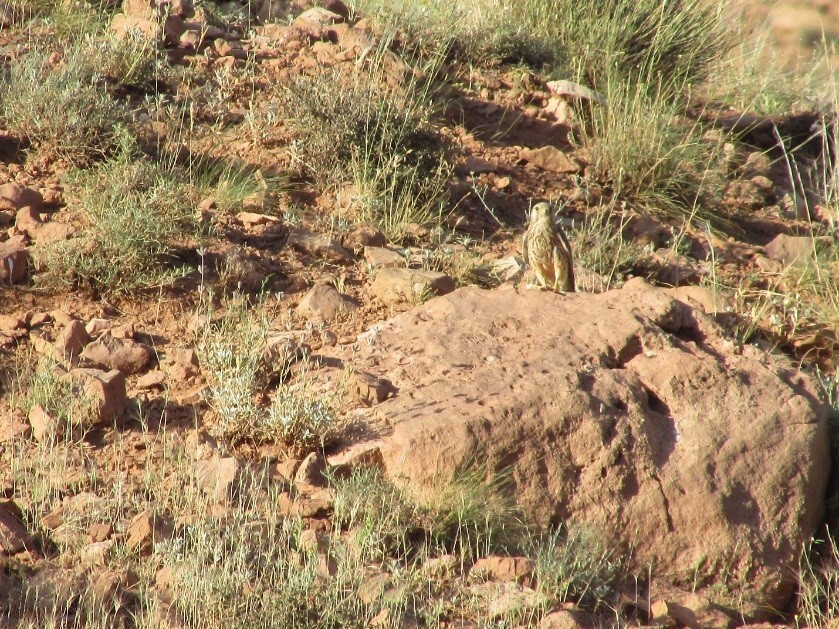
{"left": 370, "top": 268, "right": 455, "bottom": 306}
{"left": 521, "top": 146, "right": 581, "bottom": 173}
{"left": 296, "top": 284, "right": 359, "bottom": 323}
{"left": 344, "top": 283, "right": 829, "bottom": 614}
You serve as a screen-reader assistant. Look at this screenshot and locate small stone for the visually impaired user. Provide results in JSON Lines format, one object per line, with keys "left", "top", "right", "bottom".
{"left": 460, "top": 156, "right": 496, "bottom": 174}
{"left": 0, "top": 183, "right": 44, "bottom": 212}
{"left": 370, "top": 268, "right": 456, "bottom": 306}
{"left": 288, "top": 227, "right": 354, "bottom": 264}
{"left": 278, "top": 491, "right": 333, "bottom": 518}
{"left": 237, "top": 211, "right": 281, "bottom": 227}
{"left": 195, "top": 456, "right": 245, "bottom": 503}
{"left": 125, "top": 510, "right": 174, "bottom": 554}
{"left": 764, "top": 234, "right": 817, "bottom": 267}
{"left": 56, "top": 320, "right": 90, "bottom": 362}
{"left": 185, "top": 430, "right": 219, "bottom": 461}
{"left": 79, "top": 540, "right": 114, "bottom": 566}
{"left": 363, "top": 246, "right": 404, "bottom": 268}
{"left": 85, "top": 318, "right": 114, "bottom": 337}
{"left": 321, "top": 329, "right": 338, "bottom": 346}
{"left": 751, "top": 175, "right": 774, "bottom": 190}
{"left": 299, "top": 528, "right": 328, "bottom": 553}
{"left": 669, "top": 286, "right": 734, "bottom": 316}
{"left": 110, "top": 13, "right": 157, "bottom": 40}
{"left": 170, "top": 0, "right": 195, "bottom": 18}
{"left": 648, "top": 582, "right": 735, "bottom": 629}
{"left": 29, "top": 312, "right": 51, "bottom": 326}
{"left": 495, "top": 176, "right": 511, "bottom": 190}
{"left": 491, "top": 256, "right": 526, "bottom": 283}
{"left": 136, "top": 370, "right": 166, "bottom": 390}
{"left": 294, "top": 7, "right": 344, "bottom": 25}
{"left": 322, "top": 0, "right": 349, "bottom": 19}
{"left": 110, "top": 323, "right": 136, "bottom": 339}
{"left": 179, "top": 28, "right": 202, "bottom": 49}
{"left": 349, "top": 371, "right": 395, "bottom": 406}
{"left": 0, "top": 235, "right": 28, "bottom": 284}
{"left": 544, "top": 97, "right": 576, "bottom": 125}
{"left": 0, "top": 315, "right": 25, "bottom": 332}
{"left": 62, "top": 368, "right": 127, "bottom": 424}
{"left": 471, "top": 555, "right": 536, "bottom": 586}
{"left": 742, "top": 151, "right": 772, "bottom": 178}
{"left": 296, "top": 284, "right": 359, "bottom": 323}
{"left": 49, "top": 309, "right": 74, "bottom": 326}
{"left": 520, "top": 146, "right": 581, "bottom": 173}
{"left": 539, "top": 609, "right": 590, "bottom": 629}
{"left": 546, "top": 80, "right": 607, "bottom": 106}
{"left": 328, "top": 444, "right": 385, "bottom": 477}
{"left": 0, "top": 501, "right": 30, "bottom": 554}
{"left": 79, "top": 332, "right": 152, "bottom": 375}
{"left": 88, "top": 522, "right": 113, "bottom": 543}
{"left": 28, "top": 404, "right": 58, "bottom": 443}
{"left": 168, "top": 347, "right": 199, "bottom": 366}
{"left": 469, "top": 582, "right": 549, "bottom": 621}
{"left": 31, "top": 221, "right": 74, "bottom": 245}
{"left": 421, "top": 555, "right": 458, "bottom": 578}
{"left": 294, "top": 452, "right": 329, "bottom": 489}
{"left": 0, "top": 414, "right": 31, "bottom": 443}
{"left": 122, "top": 0, "right": 153, "bottom": 19}
{"left": 14, "top": 206, "right": 41, "bottom": 235}
{"left": 343, "top": 224, "right": 386, "bottom": 254}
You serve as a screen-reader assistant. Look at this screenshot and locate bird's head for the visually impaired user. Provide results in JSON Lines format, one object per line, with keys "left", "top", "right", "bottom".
{"left": 529, "top": 202, "right": 553, "bottom": 223}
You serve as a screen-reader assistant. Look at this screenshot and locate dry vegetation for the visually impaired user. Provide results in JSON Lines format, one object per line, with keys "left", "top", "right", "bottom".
{"left": 0, "top": 0, "right": 838, "bottom": 626}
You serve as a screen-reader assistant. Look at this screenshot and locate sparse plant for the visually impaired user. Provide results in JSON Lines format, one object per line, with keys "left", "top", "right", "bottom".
{"left": 90, "top": 30, "right": 163, "bottom": 87}
{"left": 195, "top": 295, "right": 271, "bottom": 441}
{"left": 530, "top": 525, "right": 624, "bottom": 611}
{"left": 796, "top": 535, "right": 839, "bottom": 628}
{"left": 582, "top": 75, "right": 729, "bottom": 225}
{"left": 8, "top": 0, "right": 113, "bottom": 40}
{"left": 571, "top": 207, "right": 646, "bottom": 291}
{"left": 351, "top": 0, "right": 729, "bottom": 92}
{"left": 279, "top": 43, "right": 451, "bottom": 242}
{"left": 332, "top": 466, "right": 420, "bottom": 561}
{"left": 15, "top": 355, "right": 97, "bottom": 443}
{"left": 196, "top": 295, "right": 345, "bottom": 449}
{"left": 0, "top": 44, "right": 127, "bottom": 165}
{"left": 189, "top": 157, "right": 287, "bottom": 216}
{"left": 423, "top": 466, "right": 523, "bottom": 560}
{"left": 35, "top": 131, "right": 198, "bottom": 292}
{"left": 266, "top": 365, "right": 346, "bottom": 454}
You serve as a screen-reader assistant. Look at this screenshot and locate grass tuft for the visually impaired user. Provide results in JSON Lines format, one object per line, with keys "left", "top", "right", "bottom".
{"left": 35, "top": 131, "right": 198, "bottom": 293}
{"left": 0, "top": 44, "right": 127, "bottom": 166}
{"left": 279, "top": 43, "right": 451, "bottom": 242}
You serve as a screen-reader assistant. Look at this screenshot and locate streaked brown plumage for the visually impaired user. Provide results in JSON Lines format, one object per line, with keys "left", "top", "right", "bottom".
{"left": 521, "top": 202, "right": 575, "bottom": 292}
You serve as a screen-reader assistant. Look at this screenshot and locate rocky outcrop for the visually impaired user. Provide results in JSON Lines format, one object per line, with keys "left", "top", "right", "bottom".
{"left": 342, "top": 281, "right": 829, "bottom": 614}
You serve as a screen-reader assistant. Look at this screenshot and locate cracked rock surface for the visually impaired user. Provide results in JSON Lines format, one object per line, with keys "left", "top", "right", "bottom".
{"left": 344, "top": 280, "right": 829, "bottom": 613}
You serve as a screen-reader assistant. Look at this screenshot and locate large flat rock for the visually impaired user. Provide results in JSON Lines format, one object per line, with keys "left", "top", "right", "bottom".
{"left": 344, "top": 282, "right": 829, "bottom": 615}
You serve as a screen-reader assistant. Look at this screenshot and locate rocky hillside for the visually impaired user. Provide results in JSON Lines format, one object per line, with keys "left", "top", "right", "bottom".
{"left": 0, "top": 0, "right": 838, "bottom": 627}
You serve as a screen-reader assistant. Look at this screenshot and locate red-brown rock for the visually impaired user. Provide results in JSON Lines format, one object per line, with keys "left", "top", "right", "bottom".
{"left": 347, "top": 284, "right": 829, "bottom": 614}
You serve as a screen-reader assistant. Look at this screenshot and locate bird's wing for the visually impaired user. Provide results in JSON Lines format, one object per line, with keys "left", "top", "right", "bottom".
{"left": 521, "top": 231, "right": 529, "bottom": 265}
{"left": 555, "top": 228, "right": 575, "bottom": 291}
